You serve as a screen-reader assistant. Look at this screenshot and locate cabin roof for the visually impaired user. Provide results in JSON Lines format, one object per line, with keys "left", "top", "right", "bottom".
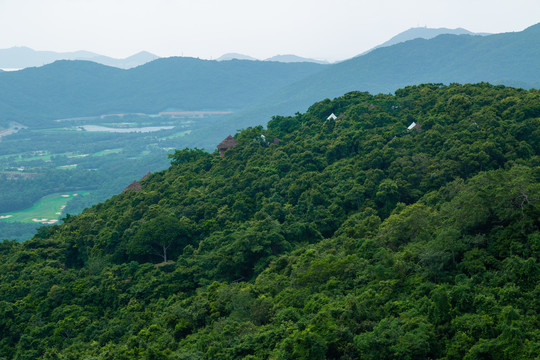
{"left": 217, "top": 135, "right": 238, "bottom": 149}
{"left": 141, "top": 172, "right": 152, "bottom": 181}
{"left": 123, "top": 180, "right": 142, "bottom": 192}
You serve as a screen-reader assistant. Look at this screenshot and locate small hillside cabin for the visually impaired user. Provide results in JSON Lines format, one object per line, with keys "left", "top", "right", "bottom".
{"left": 217, "top": 135, "right": 238, "bottom": 157}
{"left": 407, "top": 122, "right": 417, "bottom": 131}
{"left": 123, "top": 180, "right": 142, "bottom": 193}
{"left": 327, "top": 113, "right": 337, "bottom": 121}
{"left": 141, "top": 172, "right": 152, "bottom": 181}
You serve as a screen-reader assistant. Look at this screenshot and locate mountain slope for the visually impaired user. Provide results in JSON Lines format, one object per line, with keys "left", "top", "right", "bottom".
{"left": 0, "top": 83, "right": 538, "bottom": 359}
{"left": 360, "top": 26, "right": 490, "bottom": 55}
{"left": 0, "top": 57, "right": 327, "bottom": 126}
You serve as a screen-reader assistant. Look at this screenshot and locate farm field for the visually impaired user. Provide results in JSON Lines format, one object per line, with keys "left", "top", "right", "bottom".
{"left": 0, "top": 110, "right": 228, "bottom": 240}
{"left": 0, "top": 191, "right": 90, "bottom": 223}
{"left": 92, "top": 148, "right": 123, "bottom": 157}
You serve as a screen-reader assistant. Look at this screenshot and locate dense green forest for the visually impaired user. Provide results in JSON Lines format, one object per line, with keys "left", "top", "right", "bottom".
{"left": 0, "top": 83, "right": 538, "bottom": 359}
{"left": 2, "top": 24, "right": 539, "bottom": 243}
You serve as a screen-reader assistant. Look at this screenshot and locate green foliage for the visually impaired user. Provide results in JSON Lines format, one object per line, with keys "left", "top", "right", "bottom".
{"left": 0, "top": 84, "right": 538, "bottom": 359}
{"left": 168, "top": 148, "right": 209, "bottom": 165}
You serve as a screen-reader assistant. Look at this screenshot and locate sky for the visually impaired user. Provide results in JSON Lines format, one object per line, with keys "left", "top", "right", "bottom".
{"left": 0, "top": 0, "right": 539, "bottom": 62}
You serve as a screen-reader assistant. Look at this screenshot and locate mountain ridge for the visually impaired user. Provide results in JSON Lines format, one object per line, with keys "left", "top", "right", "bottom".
{"left": 264, "top": 54, "right": 329, "bottom": 64}
{"left": 238, "top": 22, "right": 540, "bottom": 126}
{"left": 216, "top": 53, "right": 259, "bottom": 61}
{"left": 0, "top": 57, "right": 327, "bottom": 127}
{"left": 358, "top": 26, "right": 491, "bottom": 56}
{"left": 0, "top": 23, "right": 539, "bottom": 146}
{"left": 0, "top": 46, "right": 159, "bottom": 69}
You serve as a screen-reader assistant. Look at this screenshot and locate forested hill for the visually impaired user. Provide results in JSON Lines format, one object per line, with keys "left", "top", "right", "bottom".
{"left": 1, "top": 83, "right": 539, "bottom": 359}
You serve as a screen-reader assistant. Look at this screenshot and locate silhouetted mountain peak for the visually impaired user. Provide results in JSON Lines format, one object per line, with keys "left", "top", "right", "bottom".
{"left": 0, "top": 47, "right": 159, "bottom": 69}
{"left": 358, "top": 26, "right": 490, "bottom": 56}
{"left": 216, "top": 53, "right": 258, "bottom": 61}
{"left": 264, "top": 54, "right": 329, "bottom": 64}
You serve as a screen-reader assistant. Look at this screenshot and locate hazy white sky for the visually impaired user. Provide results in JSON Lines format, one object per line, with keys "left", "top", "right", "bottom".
{"left": 0, "top": 0, "right": 539, "bottom": 61}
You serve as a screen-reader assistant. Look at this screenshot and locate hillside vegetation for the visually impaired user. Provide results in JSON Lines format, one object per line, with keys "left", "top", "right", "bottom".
{"left": 0, "top": 83, "right": 538, "bottom": 359}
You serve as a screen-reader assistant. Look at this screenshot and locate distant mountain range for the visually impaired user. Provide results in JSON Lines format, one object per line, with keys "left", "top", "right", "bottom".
{"left": 216, "top": 27, "right": 491, "bottom": 63}
{"left": 0, "top": 58, "right": 326, "bottom": 127}
{"left": 201, "top": 22, "right": 540, "bottom": 144}
{"left": 0, "top": 23, "right": 539, "bottom": 148}
{"left": 359, "top": 27, "right": 491, "bottom": 55}
{"left": 0, "top": 47, "right": 159, "bottom": 69}
{"left": 265, "top": 54, "right": 329, "bottom": 64}
{"left": 216, "top": 53, "right": 329, "bottom": 64}
{"left": 0, "top": 26, "right": 492, "bottom": 70}
{"left": 262, "top": 23, "right": 540, "bottom": 112}
{"left": 216, "top": 53, "right": 259, "bottom": 61}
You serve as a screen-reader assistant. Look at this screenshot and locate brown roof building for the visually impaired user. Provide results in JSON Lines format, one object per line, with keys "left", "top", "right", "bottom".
{"left": 141, "top": 172, "right": 152, "bottom": 181}
{"left": 123, "top": 180, "right": 142, "bottom": 193}
{"left": 217, "top": 135, "right": 238, "bottom": 157}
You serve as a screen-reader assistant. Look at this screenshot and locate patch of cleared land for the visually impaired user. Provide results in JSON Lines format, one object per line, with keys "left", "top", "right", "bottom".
{"left": 0, "top": 191, "right": 89, "bottom": 223}
{"left": 160, "top": 130, "right": 192, "bottom": 140}
{"left": 78, "top": 125, "right": 174, "bottom": 133}
{"left": 57, "top": 164, "right": 78, "bottom": 169}
{"left": 92, "top": 148, "right": 123, "bottom": 157}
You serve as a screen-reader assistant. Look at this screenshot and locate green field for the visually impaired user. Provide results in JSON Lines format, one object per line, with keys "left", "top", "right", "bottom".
{"left": 57, "top": 164, "right": 78, "bottom": 170}
{"left": 0, "top": 150, "right": 80, "bottom": 162}
{"left": 0, "top": 191, "right": 90, "bottom": 223}
{"left": 159, "top": 130, "right": 192, "bottom": 140}
{"left": 92, "top": 148, "right": 123, "bottom": 157}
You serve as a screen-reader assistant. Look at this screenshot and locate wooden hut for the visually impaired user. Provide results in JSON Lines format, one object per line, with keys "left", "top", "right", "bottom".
{"left": 123, "top": 180, "right": 142, "bottom": 193}
{"left": 140, "top": 172, "right": 152, "bottom": 181}
{"left": 217, "top": 135, "right": 238, "bottom": 157}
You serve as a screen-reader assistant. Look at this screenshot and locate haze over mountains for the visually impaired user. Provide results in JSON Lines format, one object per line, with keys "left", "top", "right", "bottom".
{"left": 0, "top": 26, "right": 493, "bottom": 69}
{"left": 0, "top": 58, "right": 325, "bottom": 128}
{"left": 216, "top": 53, "right": 329, "bottom": 64}
{"left": 359, "top": 26, "right": 491, "bottom": 55}
{"left": 235, "top": 22, "right": 540, "bottom": 131}
{"left": 1, "top": 23, "right": 539, "bottom": 147}
{"left": 0, "top": 47, "right": 159, "bottom": 69}
{"left": 217, "top": 27, "right": 490, "bottom": 63}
